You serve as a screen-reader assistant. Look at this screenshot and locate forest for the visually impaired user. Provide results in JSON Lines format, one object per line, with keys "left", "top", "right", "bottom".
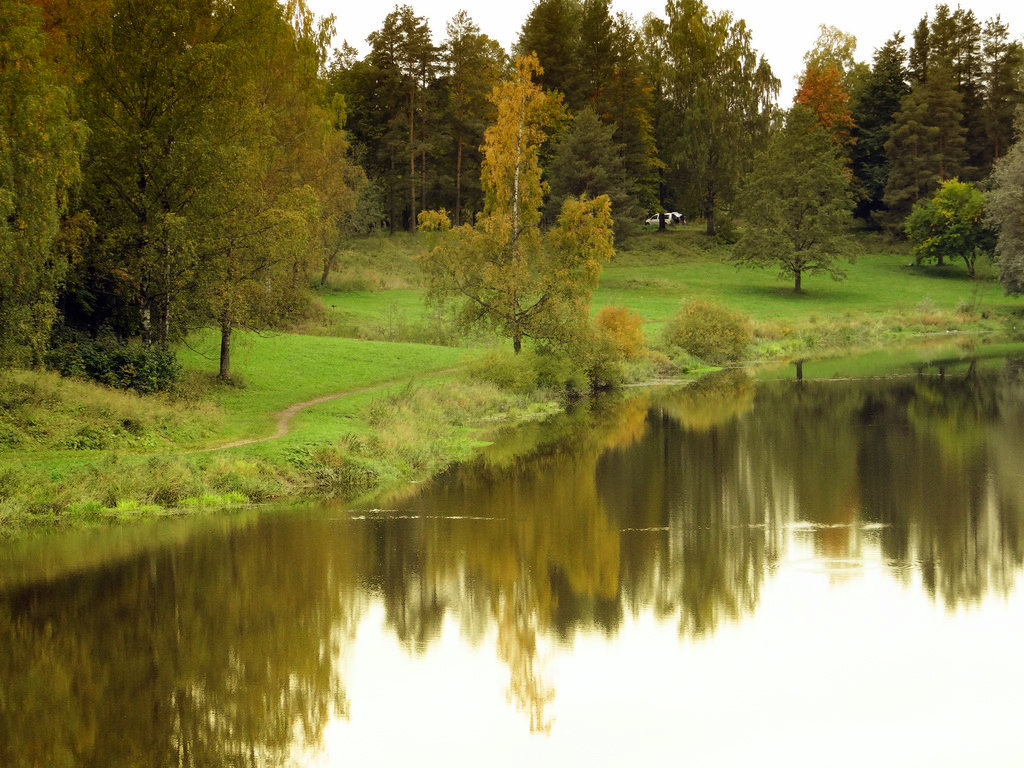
{"left": 3, "top": 0, "right": 1024, "bottom": 388}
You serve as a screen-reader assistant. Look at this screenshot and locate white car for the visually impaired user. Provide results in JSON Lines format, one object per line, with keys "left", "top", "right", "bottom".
{"left": 644, "top": 212, "right": 686, "bottom": 226}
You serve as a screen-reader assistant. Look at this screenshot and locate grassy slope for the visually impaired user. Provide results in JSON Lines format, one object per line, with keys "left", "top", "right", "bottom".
{"left": 180, "top": 329, "right": 470, "bottom": 446}
{"left": 3, "top": 226, "right": 1022, "bottom": 534}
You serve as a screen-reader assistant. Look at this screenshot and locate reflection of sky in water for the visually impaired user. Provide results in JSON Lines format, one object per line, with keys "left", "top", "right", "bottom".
{"left": 5, "top": 360, "right": 1024, "bottom": 766}
{"left": 308, "top": 532, "right": 1024, "bottom": 766}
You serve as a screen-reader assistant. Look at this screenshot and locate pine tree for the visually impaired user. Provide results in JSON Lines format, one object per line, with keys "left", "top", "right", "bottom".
{"left": 440, "top": 11, "right": 505, "bottom": 226}
{"left": 849, "top": 34, "right": 910, "bottom": 222}
{"left": 881, "top": 65, "right": 967, "bottom": 233}
{"left": 980, "top": 17, "right": 1024, "bottom": 167}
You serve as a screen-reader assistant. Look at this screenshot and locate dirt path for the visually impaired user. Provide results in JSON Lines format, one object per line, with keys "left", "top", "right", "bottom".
{"left": 193, "top": 369, "right": 458, "bottom": 453}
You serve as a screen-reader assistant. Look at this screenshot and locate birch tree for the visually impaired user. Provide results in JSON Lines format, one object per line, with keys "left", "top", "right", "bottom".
{"left": 418, "top": 55, "right": 613, "bottom": 353}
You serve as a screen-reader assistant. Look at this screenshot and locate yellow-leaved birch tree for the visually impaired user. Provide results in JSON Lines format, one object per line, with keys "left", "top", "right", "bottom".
{"left": 418, "top": 54, "right": 614, "bottom": 354}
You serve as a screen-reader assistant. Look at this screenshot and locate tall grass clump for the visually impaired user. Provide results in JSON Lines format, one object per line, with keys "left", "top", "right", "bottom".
{"left": 0, "top": 369, "right": 219, "bottom": 451}
{"left": 661, "top": 299, "right": 753, "bottom": 365}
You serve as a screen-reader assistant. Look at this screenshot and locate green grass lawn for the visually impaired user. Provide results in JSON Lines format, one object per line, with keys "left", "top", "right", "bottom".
{"left": 179, "top": 329, "right": 471, "bottom": 446}
{"left": 598, "top": 229, "right": 1017, "bottom": 330}
{"left": 317, "top": 227, "right": 1022, "bottom": 344}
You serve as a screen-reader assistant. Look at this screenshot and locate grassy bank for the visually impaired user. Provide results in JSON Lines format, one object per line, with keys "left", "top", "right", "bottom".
{"left": 2, "top": 226, "right": 1021, "bottom": 536}
{"left": 0, "top": 331, "right": 562, "bottom": 536}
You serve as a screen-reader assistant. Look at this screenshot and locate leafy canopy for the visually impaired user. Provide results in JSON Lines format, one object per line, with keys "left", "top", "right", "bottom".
{"left": 906, "top": 178, "right": 994, "bottom": 277}
{"left": 418, "top": 55, "right": 614, "bottom": 353}
{"left": 985, "top": 122, "right": 1024, "bottom": 293}
{"left": 732, "top": 106, "right": 855, "bottom": 293}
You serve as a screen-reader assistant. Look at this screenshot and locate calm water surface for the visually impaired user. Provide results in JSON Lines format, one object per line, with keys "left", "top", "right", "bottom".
{"left": 3, "top": 355, "right": 1024, "bottom": 766}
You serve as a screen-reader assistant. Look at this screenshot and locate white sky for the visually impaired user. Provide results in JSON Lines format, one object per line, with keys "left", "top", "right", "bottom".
{"left": 307, "top": 0, "right": 1024, "bottom": 102}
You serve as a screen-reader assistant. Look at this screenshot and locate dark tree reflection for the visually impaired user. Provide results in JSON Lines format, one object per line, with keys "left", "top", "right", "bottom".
{"left": 3, "top": 357, "right": 1024, "bottom": 751}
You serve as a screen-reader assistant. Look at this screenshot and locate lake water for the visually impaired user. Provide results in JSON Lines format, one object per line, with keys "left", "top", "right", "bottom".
{"left": 3, "top": 353, "right": 1024, "bottom": 766}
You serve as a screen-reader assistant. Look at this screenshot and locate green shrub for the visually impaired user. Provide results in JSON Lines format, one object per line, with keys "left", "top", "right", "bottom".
{"left": 662, "top": 299, "right": 752, "bottom": 364}
{"left": 46, "top": 330, "right": 181, "bottom": 393}
{"left": 467, "top": 348, "right": 539, "bottom": 393}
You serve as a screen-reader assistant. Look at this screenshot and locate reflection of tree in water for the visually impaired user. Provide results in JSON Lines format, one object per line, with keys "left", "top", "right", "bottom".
{"left": 897, "top": 359, "right": 1021, "bottom": 604}
{"left": 5, "top": 359, "right": 1024, "bottom": 750}
{"left": 496, "top": 582, "right": 555, "bottom": 734}
{"left": 752, "top": 380, "right": 866, "bottom": 558}
{"left": 373, "top": 397, "right": 648, "bottom": 731}
{"left": 0, "top": 516, "right": 366, "bottom": 767}
{"left": 600, "top": 371, "right": 783, "bottom": 638}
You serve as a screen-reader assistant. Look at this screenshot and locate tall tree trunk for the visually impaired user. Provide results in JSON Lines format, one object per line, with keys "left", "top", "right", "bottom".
{"left": 794, "top": 269, "right": 802, "bottom": 292}
{"left": 421, "top": 147, "right": 427, "bottom": 215}
{"left": 388, "top": 153, "right": 396, "bottom": 234}
{"left": 140, "top": 272, "right": 152, "bottom": 345}
{"left": 704, "top": 185, "right": 716, "bottom": 237}
{"left": 409, "top": 89, "right": 417, "bottom": 231}
{"left": 513, "top": 333, "right": 522, "bottom": 354}
{"left": 219, "top": 318, "right": 232, "bottom": 380}
{"left": 455, "top": 135, "right": 464, "bottom": 226}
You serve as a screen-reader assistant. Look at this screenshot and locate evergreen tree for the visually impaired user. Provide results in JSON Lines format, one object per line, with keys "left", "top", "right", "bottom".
{"left": 732, "top": 106, "right": 855, "bottom": 293}
{"left": 602, "top": 13, "right": 661, "bottom": 213}
{"left": 850, "top": 34, "right": 910, "bottom": 222}
{"left": 366, "top": 5, "right": 437, "bottom": 232}
{"left": 545, "top": 106, "right": 642, "bottom": 238}
{"left": 515, "top": 0, "right": 582, "bottom": 105}
{"left": 440, "top": 11, "right": 505, "bottom": 226}
{"left": 575, "top": 0, "right": 615, "bottom": 109}
{"left": 881, "top": 65, "right": 967, "bottom": 232}
{"left": 980, "top": 17, "right": 1024, "bottom": 167}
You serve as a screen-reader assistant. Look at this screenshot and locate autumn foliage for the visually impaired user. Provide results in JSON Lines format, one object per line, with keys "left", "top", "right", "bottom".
{"left": 795, "top": 64, "right": 856, "bottom": 153}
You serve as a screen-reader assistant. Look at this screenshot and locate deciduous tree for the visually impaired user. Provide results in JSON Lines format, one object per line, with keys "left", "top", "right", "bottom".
{"left": 0, "top": 0, "right": 84, "bottom": 367}
{"left": 656, "top": 0, "right": 779, "bottom": 236}
{"left": 795, "top": 63, "right": 855, "bottom": 154}
{"left": 905, "top": 179, "right": 994, "bottom": 276}
{"left": 732, "top": 106, "right": 855, "bottom": 293}
{"left": 418, "top": 55, "right": 614, "bottom": 354}
{"left": 986, "top": 119, "right": 1024, "bottom": 294}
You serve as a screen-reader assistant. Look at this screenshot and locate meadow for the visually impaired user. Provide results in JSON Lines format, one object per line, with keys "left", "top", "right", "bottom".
{"left": 1, "top": 225, "right": 1021, "bottom": 535}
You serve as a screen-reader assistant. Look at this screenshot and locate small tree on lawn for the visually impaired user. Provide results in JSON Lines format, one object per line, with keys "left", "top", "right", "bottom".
{"left": 732, "top": 106, "right": 855, "bottom": 292}
{"left": 418, "top": 55, "right": 614, "bottom": 354}
{"left": 905, "top": 179, "right": 995, "bottom": 277}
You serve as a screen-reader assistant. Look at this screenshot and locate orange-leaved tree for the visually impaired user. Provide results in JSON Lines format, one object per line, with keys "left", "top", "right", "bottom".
{"left": 795, "top": 63, "right": 856, "bottom": 158}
